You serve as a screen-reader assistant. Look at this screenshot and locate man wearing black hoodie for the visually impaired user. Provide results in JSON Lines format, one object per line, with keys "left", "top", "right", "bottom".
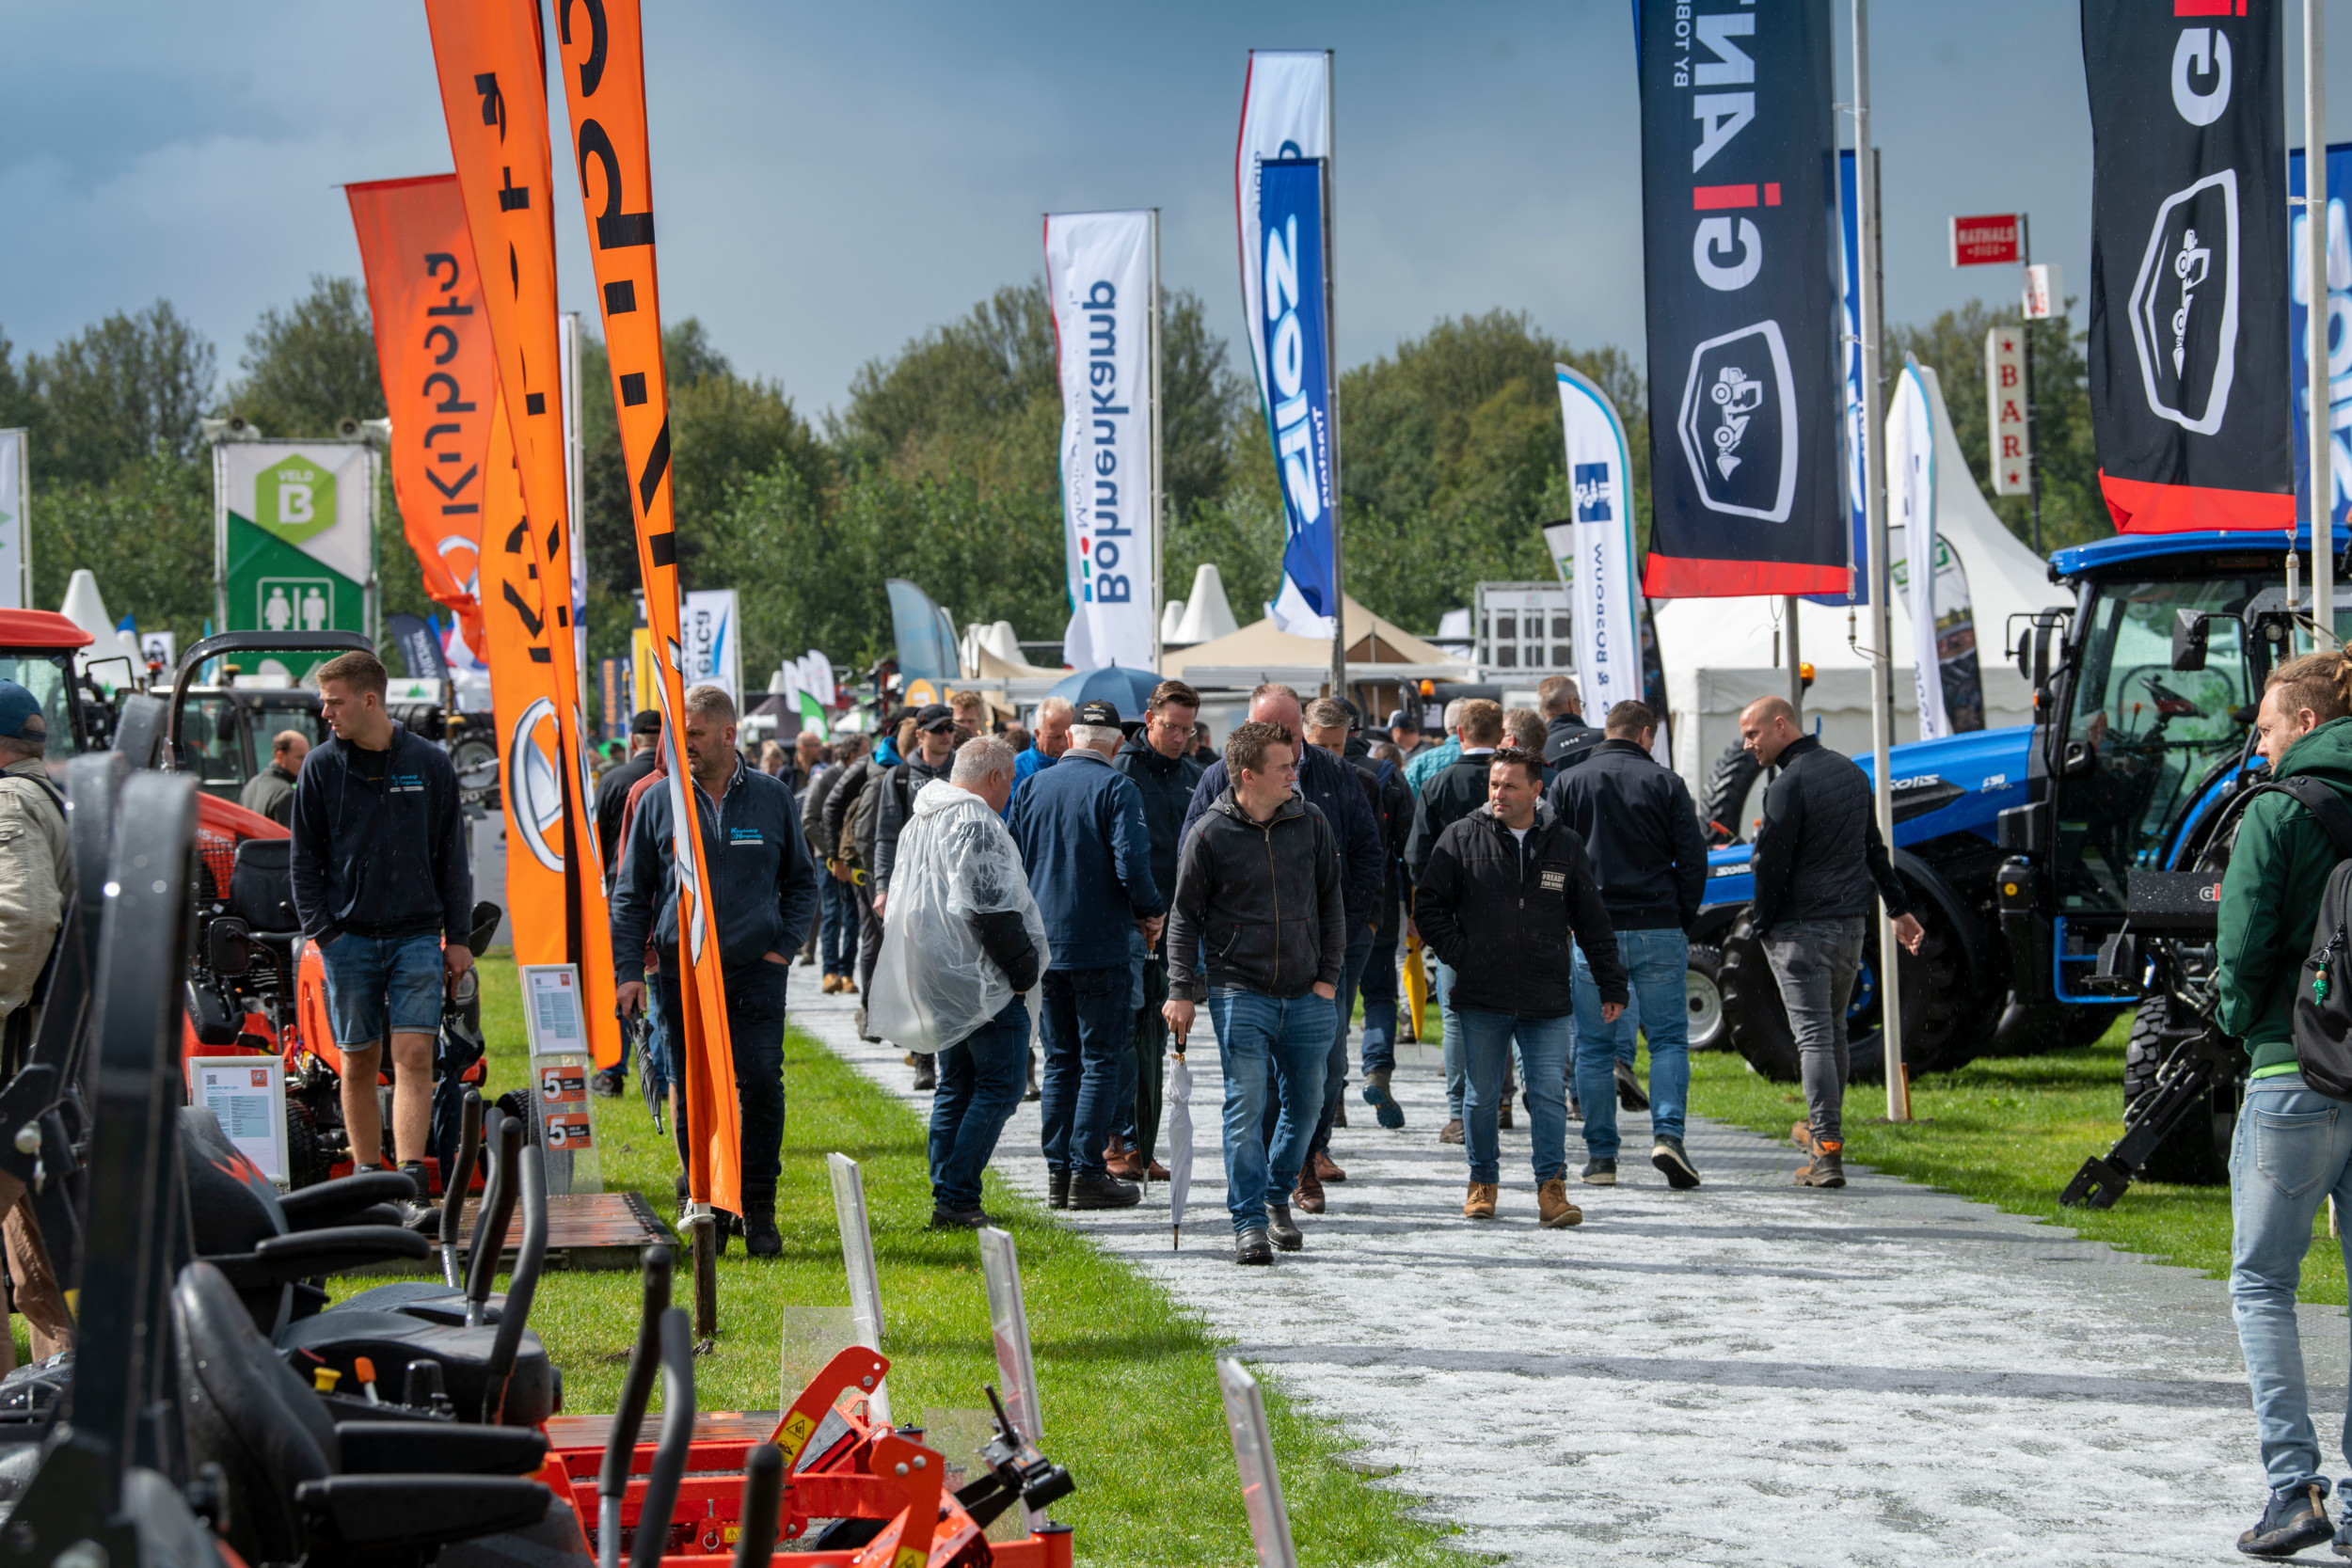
{"left": 1109, "top": 680, "right": 1203, "bottom": 1180}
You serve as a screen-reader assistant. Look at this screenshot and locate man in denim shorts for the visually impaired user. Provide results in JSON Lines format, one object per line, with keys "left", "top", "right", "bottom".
{"left": 291, "top": 651, "right": 472, "bottom": 1230}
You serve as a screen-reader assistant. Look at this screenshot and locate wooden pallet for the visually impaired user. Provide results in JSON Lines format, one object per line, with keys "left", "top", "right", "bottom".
{"left": 343, "top": 1191, "right": 673, "bottom": 1276}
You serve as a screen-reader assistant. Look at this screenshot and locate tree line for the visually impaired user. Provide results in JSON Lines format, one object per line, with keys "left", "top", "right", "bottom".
{"left": 0, "top": 278, "right": 2106, "bottom": 701}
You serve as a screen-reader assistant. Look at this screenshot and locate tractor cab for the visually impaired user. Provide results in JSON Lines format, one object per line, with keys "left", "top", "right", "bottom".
{"left": 161, "top": 631, "right": 373, "bottom": 804}
{"left": 0, "top": 609, "right": 103, "bottom": 768}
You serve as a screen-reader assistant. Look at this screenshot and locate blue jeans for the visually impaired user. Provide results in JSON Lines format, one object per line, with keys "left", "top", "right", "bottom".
{"left": 2231, "top": 1075, "right": 2352, "bottom": 1494}
{"left": 1436, "top": 957, "right": 1465, "bottom": 1122}
{"left": 819, "top": 877, "right": 857, "bottom": 976}
{"left": 1360, "top": 907, "right": 1400, "bottom": 1075}
{"left": 1038, "top": 966, "right": 1131, "bottom": 1178}
{"left": 1207, "top": 988, "right": 1332, "bottom": 1235}
{"left": 1456, "top": 1009, "right": 1572, "bottom": 1185}
{"left": 929, "top": 997, "right": 1029, "bottom": 1211}
{"left": 1574, "top": 927, "right": 1692, "bottom": 1159}
{"left": 1281, "top": 927, "right": 1374, "bottom": 1155}
{"left": 319, "top": 930, "right": 445, "bottom": 1046}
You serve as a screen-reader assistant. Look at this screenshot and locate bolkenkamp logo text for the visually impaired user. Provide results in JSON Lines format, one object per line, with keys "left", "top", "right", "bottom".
{"left": 1075, "top": 280, "right": 1133, "bottom": 605}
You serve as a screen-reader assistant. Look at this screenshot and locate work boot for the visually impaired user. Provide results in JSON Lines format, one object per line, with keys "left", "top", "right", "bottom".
{"left": 840, "top": 976, "right": 858, "bottom": 996}
{"left": 675, "top": 1171, "right": 691, "bottom": 1226}
{"left": 1614, "top": 1061, "right": 1650, "bottom": 1112}
{"left": 1498, "top": 1098, "right": 1514, "bottom": 1131}
{"left": 928, "top": 1204, "right": 989, "bottom": 1230}
{"left": 1438, "top": 1118, "right": 1464, "bottom": 1146}
{"left": 1567, "top": 1096, "right": 1582, "bottom": 1122}
{"left": 1652, "top": 1135, "right": 1702, "bottom": 1190}
{"left": 1362, "top": 1070, "right": 1406, "bottom": 1130}
{"left": 1264, "top": 1202, "right": 1303, "bottom": 1251}
{"left": 1581, "top": 1157, "right": 1617, "bottom": 1186}
{"left": 2240, "top": 1480, "right": 2332, "bottom": 1558}
{"left": 1536, "top": 1179, "right": 1583, "bottom": 1228}
{"left": 908, "top": 1053, "right": 936, "bottom": 1092}
{"left": 591, "top": 1066, "right": 624, "bottom": 1099}
{"left": 1104, "top": 1139, "right": 1145, "bottom": 1180}
{"left": 1234, "top": 1227, "right": 1274, "bottom": 1265}
{"left": 1793, "top": 1147, "right": 1846, "bottom": 1188}
{"left": 1049, "top": 1170, "right": 1071, "bottom": 1210}
{"left": 397, "top": 1163, "right": 439, "bottom": 1237}
{"left": 743, "top": 1204, "right": 782, "bottom": 1259}
{"left": 1462, "top": 1182, "right": 1498, "bottom": 1220}
{"left": 1293, "top": 1162, "right": 1326, "bottom": 1215}
{"left": 1312, "top": 1149, "right": 1346, "bottom": 1183}
{"left": 856, "top": 1007, "right": 876, "bottom": 1042}
{"left": 1146, "top": 1158, "right": 1169, "bottom": 1180}
{"left": 1024, "top": 1047, "right": 1041, "bottom": 1102}
{"left": 1334, "top": 1103, "right": 1348, "bottom": 1129}
{"left": 821, "top": 974, "right": 841, "bottom": 994}
{"left": 1068, "top": 1172, "right": 1141, "bottom": 1210}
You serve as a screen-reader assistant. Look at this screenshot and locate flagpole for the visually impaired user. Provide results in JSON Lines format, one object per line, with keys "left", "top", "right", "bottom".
{"left": 2309, "top": 0, "right": 2335, "bottom": 648}
{"left": 1853, "top": 0, "right": 1908, "bottom": 1118}
{"left": 1151, "top": 208, "right": 1166, "bottom": 677}
{"left": 1322, "top": 52, "right": 1345, "bottom": 705}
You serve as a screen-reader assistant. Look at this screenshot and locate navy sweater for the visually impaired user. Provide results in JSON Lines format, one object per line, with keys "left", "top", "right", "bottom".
{"left": 290, "top": 722, "right": 471, "bottom": 944}
{"left": 611, "top": 758, "right": 821, "bottom": 984}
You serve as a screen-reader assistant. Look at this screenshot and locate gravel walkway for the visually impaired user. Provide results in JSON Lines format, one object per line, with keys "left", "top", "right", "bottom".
{"left": 790, "top": 978, "right": 2344, "bottom": 1566}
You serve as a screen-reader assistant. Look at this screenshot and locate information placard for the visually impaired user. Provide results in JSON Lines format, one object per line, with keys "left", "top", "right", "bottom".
{"left": 187, "top": 1056, "right": 290, "bottom": 1186}
{"left": 518, "top": 964, "right": 601, "bottom": 1194}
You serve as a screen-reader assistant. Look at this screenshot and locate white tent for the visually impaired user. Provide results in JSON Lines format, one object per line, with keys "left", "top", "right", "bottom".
{"left": 1170, "top": 562, "right": 1239, "bottom": 645}
{"left": 1651, "top": 361, "right": 2071, "bottom": 803}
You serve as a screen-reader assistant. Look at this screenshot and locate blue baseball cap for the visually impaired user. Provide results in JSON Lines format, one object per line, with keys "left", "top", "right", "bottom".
{"left": 0, "top": 681, "right": 42, "bottom": 740}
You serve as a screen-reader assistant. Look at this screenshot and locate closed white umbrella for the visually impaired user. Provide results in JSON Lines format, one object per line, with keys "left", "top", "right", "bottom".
{"left": 1166, "top": 1041, "right": 1195, "bottom": 1250}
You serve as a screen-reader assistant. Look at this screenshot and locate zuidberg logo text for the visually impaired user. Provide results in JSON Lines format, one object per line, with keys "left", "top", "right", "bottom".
{"left": 1075, "top": 280, "right": 1133, "bottom": 607}
{"left": 1263, "top": 214, "right": 1327, "bottom": 538}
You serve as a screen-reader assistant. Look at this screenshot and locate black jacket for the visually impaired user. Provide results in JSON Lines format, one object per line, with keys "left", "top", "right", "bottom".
{"left": 610, "top": 758, "right": 821, "bottom": 985}
{"left": 1749, "top": 736, "right": 1912, "bottom": 933}
{"left": 821, "top": 757, "right": 874, "bottom": 868}
{"left": 1404, "top": 749, "right": 1498, "bottom": 884}
{"left": 289, "top": 723, "right": 471, "bottom": 945}
{"left": 1542, "top": 714, "right": 1606, "bottom": 781}
{"left": 803, "top": 765, "right": 847, "bottom": 861}
{"left": 873, "top": 752, "right": 953, "bottom": 893}
{"left": 1166, "top": 790, "right": 1345, "bottom": 1003}
{"left": 1345, "top": 749, "right": 1411, "bottom": 906}
{"left": 1413, "top": 803, "right": 1628, "bottom": 1017}
{"left": 596, "top": 751, "right": 658, "bottom": 879}
{"left": 1183, "top": 746, "right": 1381, "bottom": 927}
{"left": 1546, "top": 738, "right": 1708, "bottom": 931}
{"left": 1111, "top": 734, "right": 1204, "bottom": 908}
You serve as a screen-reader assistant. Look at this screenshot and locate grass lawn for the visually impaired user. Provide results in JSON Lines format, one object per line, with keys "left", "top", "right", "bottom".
{"left": 1681, "top": 1023, "right": 2352, "bottom": 1307}
{"left": 330, "top": 953, "right": 1463, "bottom": 1568}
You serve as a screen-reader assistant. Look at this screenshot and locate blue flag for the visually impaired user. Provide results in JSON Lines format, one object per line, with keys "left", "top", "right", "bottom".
{"left": 1254, "top": 157, "right": 1338, "bottom": 637}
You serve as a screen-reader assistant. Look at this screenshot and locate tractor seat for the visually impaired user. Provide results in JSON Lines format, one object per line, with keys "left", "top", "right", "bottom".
{"left": 228, "top": 837, "right": 300, "bottom": 933}
{"left": 277, "top": 1308, "right": 557, "bottom": 1426}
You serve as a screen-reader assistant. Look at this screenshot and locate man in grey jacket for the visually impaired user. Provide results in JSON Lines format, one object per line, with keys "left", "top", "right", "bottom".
{"left": 1163, "top": 721, "right": 1344, "bottom": 1265}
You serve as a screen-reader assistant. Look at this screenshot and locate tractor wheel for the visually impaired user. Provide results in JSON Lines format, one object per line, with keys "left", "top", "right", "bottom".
{"left": 1702, "top": 744, "right": 1763, "bottom": 846}
{"left": 2122, "top": 997, "right": 2233, "bottom": 1186}
{"left": 1717, "top": 920, "right": 1801, "bottom": 1081}
{"left": 286, "top": 1100, "right": 333, "bottom": 1191}
{"left": 1685, "top": 942, "right": 1729, "bottom": 1051}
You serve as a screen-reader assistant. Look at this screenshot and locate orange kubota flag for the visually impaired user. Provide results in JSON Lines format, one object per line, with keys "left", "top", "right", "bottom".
{"left": 345, "top": 174, "right": 491, "bottom": 656}
{"left": 551, "top": 0, "right": 741, "bottom": 1214}
{"left": 423, "top": 0, "right": 625, "bottom": 1078}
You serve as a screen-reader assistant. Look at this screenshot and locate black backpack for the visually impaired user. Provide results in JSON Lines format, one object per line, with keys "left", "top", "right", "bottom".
{"left": 2275, "top": 774, "right": 2352, "bottom": 1096}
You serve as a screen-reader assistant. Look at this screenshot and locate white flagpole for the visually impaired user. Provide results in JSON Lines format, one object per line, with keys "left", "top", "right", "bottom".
{"left": 2310, "top": 0, "right": 2335, "bottom": 648}
{"left": 1151, "top": 208, "right": 1165, "bottom": 677}
{"left": 1322, "top": 51, "right": 1344, "bottom": 704}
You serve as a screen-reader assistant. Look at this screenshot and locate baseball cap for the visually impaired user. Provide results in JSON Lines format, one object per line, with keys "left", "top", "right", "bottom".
{"left": 914, "top": 703, "right": 957, "bottom": 734}
{"left": 0, "top": 681, "right": 42, "bottom": 740}
{"left": 1386, "top": 708, "right": 1420, "bottom": 731}
{"left": 1074, "top": 699, "right": 1123, "bottom": 727}
{"left": 630, "top": 709, "right": 662, "bottom": 736}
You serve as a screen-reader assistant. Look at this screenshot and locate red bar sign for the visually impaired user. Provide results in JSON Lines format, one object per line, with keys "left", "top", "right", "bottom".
{"left": 1950, "top": 213, "right": 2022, "bottom": 266}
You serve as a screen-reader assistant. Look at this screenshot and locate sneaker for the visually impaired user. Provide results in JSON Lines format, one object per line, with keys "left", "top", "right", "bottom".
{"left": 1024, "top": 1048, "right": 1041, "bottom": 1102}
{"left": 1613, "top": 1061, "right": 1650, "bottom": 1113}
{"left": 1068, "top": 1172, "right": 1142, "bottom": 1210}
{"left": 1235, "top": 1227, "right": 1275, "bottom": 1265}
{"left": 1652, "top": 1136, "right": 1702, "bottom": 1191}
{"left": 1265, "top": 1202, "right": 1303, "bottom": 1251}
{"left": 2241, "top": 1481, "right": 2332, "bottom": 1557}
{"left": 1048, "top": 1170, "right": 1071, "bottom": 1210}
{"left": 1438, "top": 1118, "right": 1465, "bottom": 1146}
{"left": 675, "top": 1171, "right": 691, "bottom": 1226}
{"left": 1462, "top": 1182, "right": 1498, "bottom": 1220}
{"left": 856, "top": 1007, "right": 875, "bottom": 1042}
{"left": 591, "top": 1066, "right": 624, "bottom": 1100}
{"left": 397, "top": 1164, "right": 439, "bottom": 1236}
{"left": 1334, "top": 1103, "right": 1348, "bottom": 1129}
{"left": 1536, "top": 1178, "right": 1583, "bottom": 1228}
{"left": 1581, "top": 1158, "right": 1618, "bottom": 1186}
{"left": 1567, "top": 1097, "right": 1582, "bottom": 1122}
{"left": 928, "top": 1205, "right": 989, "bottom": 1230}
{"left": 908, "top": 1053, "right": 937, "bottom": 1091}
{"left": 744, "top": 1212, "right": 782, "bottom": 1259}
{"left": 1293, "top": 1162, "right": 1326, "bottom": 1214}
{"left": 1363, "top": 1074, "right": 1406, "bottom": 1130}
{"left": 1311, "top": 1149, "right": 1346, "bottom": 1184}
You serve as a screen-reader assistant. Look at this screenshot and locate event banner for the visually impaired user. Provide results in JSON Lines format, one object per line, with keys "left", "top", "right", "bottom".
{"left": 0, "top": 428, "right": 24, "bottom": 610}
{"left": 424, "top": 0, "right": 621, "bottom": 1075}
{"left": 1632, "top": 0, "right": 1844, "bottom": 596}
{"left": 1255, "top": 159, "right": 1339, "bottom": 637}
{"left": 1811, "top": 147, "right": 1867, "bottom": 607}
{"left": 2082, "top": 0, "right": 2293, "bottom": 532}
{"left": 682, "top": 588, "right": 741, "bottom": 703}
{"left": 2290, "top": 142, "right": 2352, "bottom": 530}
{"left": 345, "top": 174, "right": 491, "bottom": 653}
{"left": 1236, "top": 49, "right": 1341, "bottom": 638}
{"left": 1553, "top": 367, "right": 1646, "bottom": 732}
{"left": 551, "top": 0, "right": 741, "bottom": 1212}
{"left": 215, "top": 441, "right": 375, "bottom": 675}
{"left": 1886, "top": 364, "right": 1949, "bottom": 739}
{"left": 1044, "top": 209, "right": 1156, "bottom": 670}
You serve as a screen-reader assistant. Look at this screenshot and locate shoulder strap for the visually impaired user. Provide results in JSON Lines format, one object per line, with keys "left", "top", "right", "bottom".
{"left": 2270, "top": 775, "right": 2352, "bottom": 860}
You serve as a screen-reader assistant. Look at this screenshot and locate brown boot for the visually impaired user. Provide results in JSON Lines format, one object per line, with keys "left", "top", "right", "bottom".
{"left": 1793, "top": 1144, "right": 1846, "bottom": 1188}
{"left": 1463, "top": 1182, "right": 1498, "bottom": 1220}
{"left": 1104, "top": 1140, "right": 1145, "bottom": 1181}
{"left": 1294, "top": 1161, "right": 1327, "bottom": 1214}
{"left": 1311, "top": 1149, "right": 1346, "bottom": 1183}
{"left": 1537, "top": 1179, "right": 1583, "bottom": 1228}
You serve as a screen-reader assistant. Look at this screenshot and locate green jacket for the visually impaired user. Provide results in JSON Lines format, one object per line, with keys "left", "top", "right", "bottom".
{"left": 2216, "top": 716, "right": 2352, "bottom": 1074}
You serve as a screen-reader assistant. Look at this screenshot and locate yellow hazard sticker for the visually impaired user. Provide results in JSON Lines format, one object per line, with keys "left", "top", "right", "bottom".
{"left": 892, "top": 1547, "right": 924, "bottom": 1568}
{"left": 777, "top": 1410, "right": 816, "bottom": 1461}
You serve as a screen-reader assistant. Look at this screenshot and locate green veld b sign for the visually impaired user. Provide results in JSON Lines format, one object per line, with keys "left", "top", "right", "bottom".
{"left": 215, "top": 442, "right": 375, "bottom": 679}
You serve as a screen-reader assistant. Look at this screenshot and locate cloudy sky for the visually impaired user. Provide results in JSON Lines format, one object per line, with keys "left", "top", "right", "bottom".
{"left": 2, "top": 1, "right": 2346, "bottom": 419}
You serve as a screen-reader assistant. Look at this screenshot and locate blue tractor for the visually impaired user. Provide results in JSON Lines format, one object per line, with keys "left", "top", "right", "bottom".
{"left": 1695, "top": 526, "right": 2324, "bottom": 1203}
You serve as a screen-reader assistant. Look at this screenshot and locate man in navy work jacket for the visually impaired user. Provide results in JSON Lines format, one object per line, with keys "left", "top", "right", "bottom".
{"left": 612, "top": 684, "right": 820, "bottom": 1258}
{"left": 290, "top": 651, "right": 471, "bottom": 1233}
{"left": 1009, "top": 698, "right": 1164, "bottom": 1211}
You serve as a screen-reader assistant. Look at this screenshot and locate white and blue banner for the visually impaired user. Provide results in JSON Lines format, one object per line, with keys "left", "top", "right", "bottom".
{"left": 0, "top": 428, "right": 23, "bottom": 610}
{"left": 1552, "top": 366, "right": 1655, "bottom": 759}
{"left": 1236, "top": 48, "right": 1339, "bottom": 638}
{"left": 1254, "top": 158, "right": 1338, "bottom": 637}
{"left": 2291, "top": 143, "right": 2352, "bottom": 531}
{"left": 681, "top": 587, "right": 740, "bottom": 705}
{"left": 1812, "top": 148, "right": 1867, "bottom": 607}
{"left": 1044, "top": 209, "right": 1157, "bottom": 670}
{"left": 1887, "top": 360, "right": 1954, "bottom": 740}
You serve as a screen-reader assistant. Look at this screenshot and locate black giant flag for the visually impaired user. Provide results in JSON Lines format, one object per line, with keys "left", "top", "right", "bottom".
{"left": 1634, "top": 0, "right": 1844, "bottom": 597}
{"left": 2083, "top": 0, "right": 2293, "bottom": 533}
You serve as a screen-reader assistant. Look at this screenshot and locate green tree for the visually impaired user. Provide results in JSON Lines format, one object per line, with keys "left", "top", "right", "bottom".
{"left": 224, "top": 275, "right": 384, "bottom": 436}
{"left": 27, "top": 301, "right": 215, "bottom": 485}
{"left": 28, "top": 454, "right": 213, "bottom": 646}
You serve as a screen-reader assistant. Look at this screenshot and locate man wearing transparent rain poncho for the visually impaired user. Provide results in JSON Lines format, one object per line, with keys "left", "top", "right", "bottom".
{"left": 867, "top": 736, "right": 1048, "bottom": 1228}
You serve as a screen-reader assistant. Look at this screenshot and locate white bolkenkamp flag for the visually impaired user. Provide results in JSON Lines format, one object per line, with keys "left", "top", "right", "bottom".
{"left": 1551, "top": 366, "right": 1665, "bottom": 764}
{"left": 1887, "top": 358, "right": 1949, "bottom": 739}
{"left": 1045, "top": 210, "right": 1157, "bottom": 671}
{"left": 0, "top": 428, "right": 24, "bottom": 610}
{"left": 1236, "top": 49, "right": 1336, "bottom": 639}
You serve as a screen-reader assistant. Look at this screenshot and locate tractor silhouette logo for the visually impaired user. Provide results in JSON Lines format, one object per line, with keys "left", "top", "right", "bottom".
{"left": 1676, "top": 320, "right": 1799, "bottom": 522}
